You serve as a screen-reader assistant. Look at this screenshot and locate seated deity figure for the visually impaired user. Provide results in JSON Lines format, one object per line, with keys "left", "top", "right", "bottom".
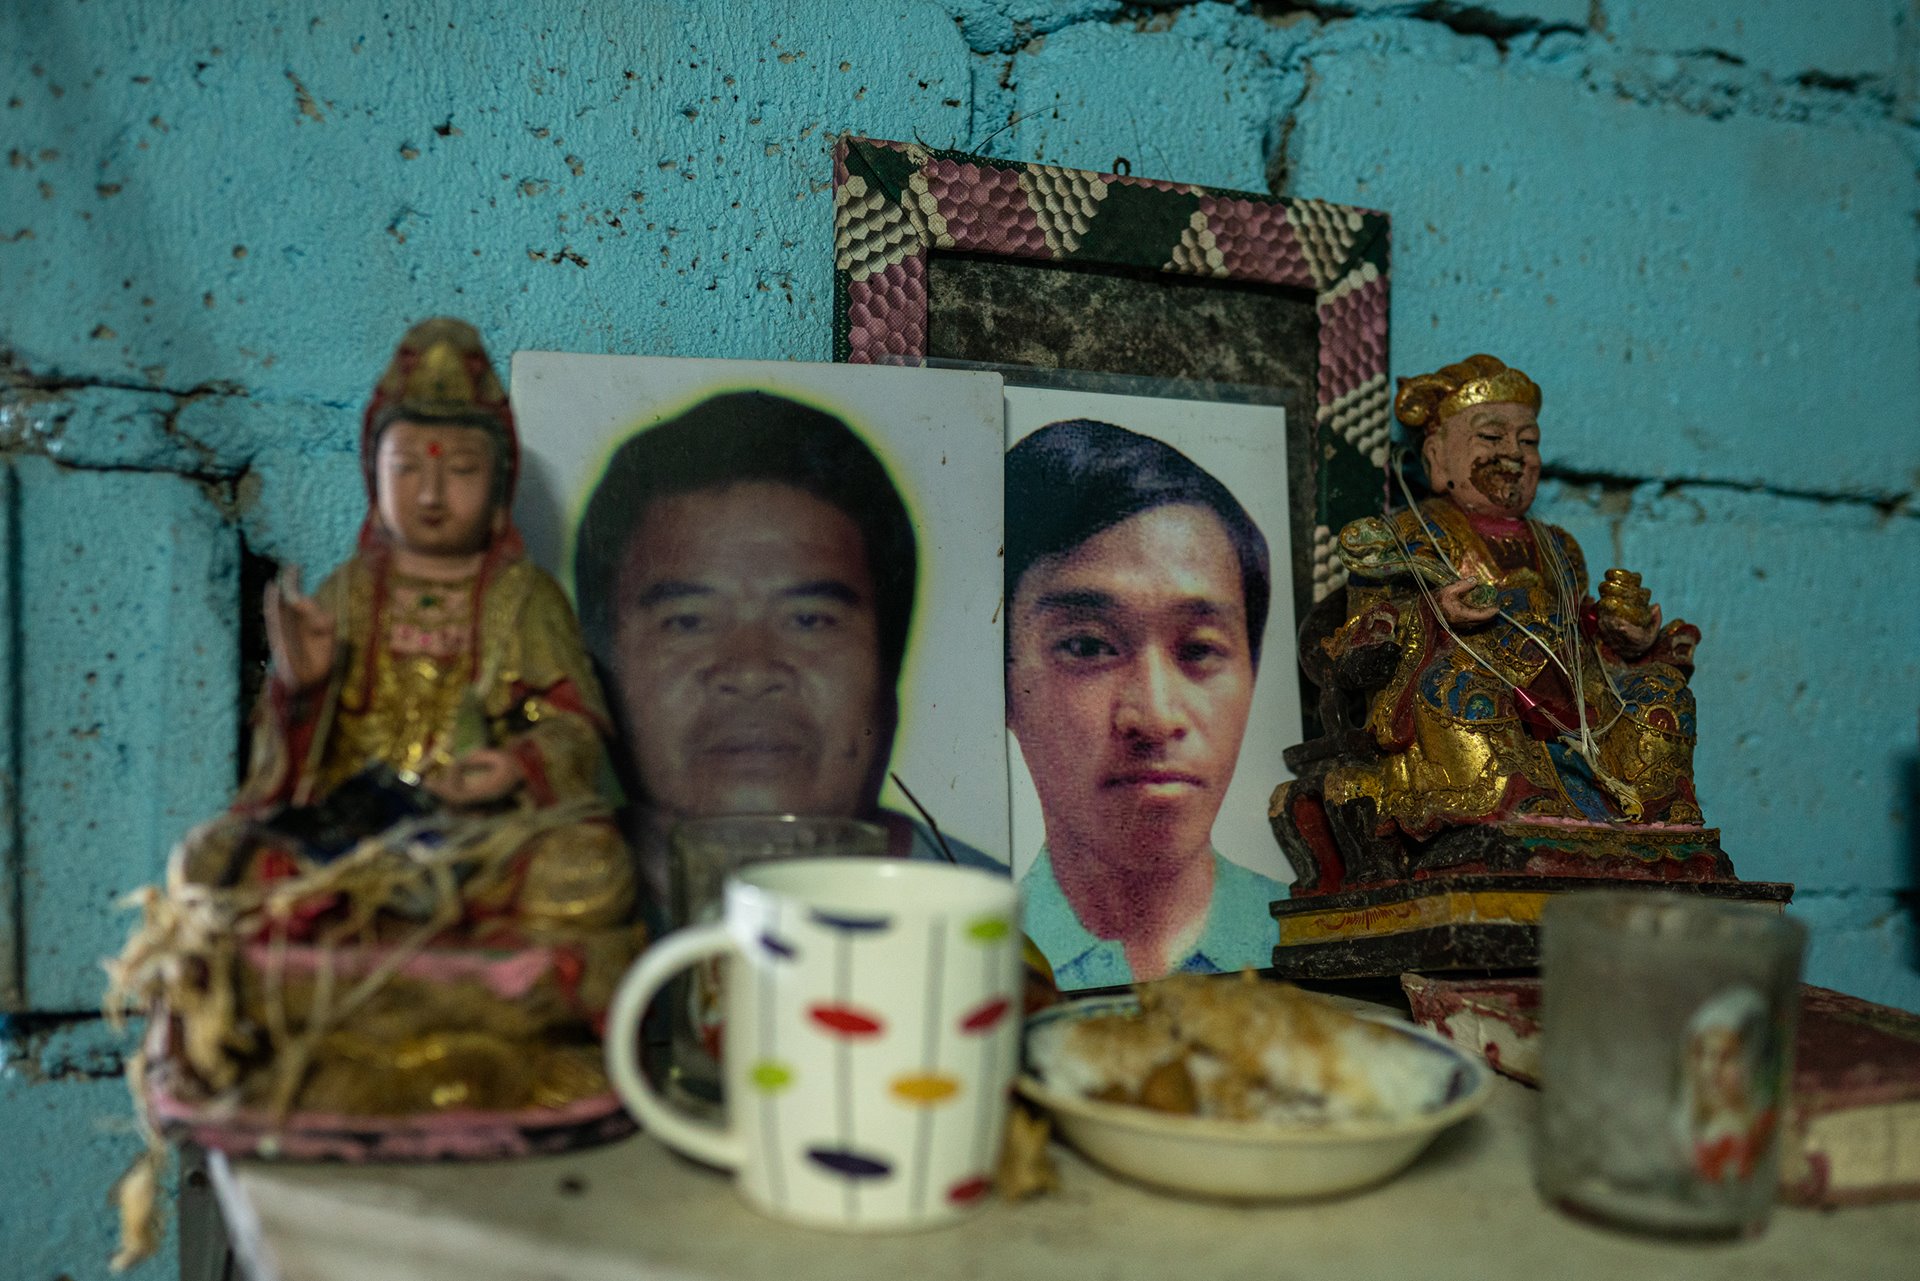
{"left": 170, "top": 317, "right": 635, "bottom": 935}
{"left": 108, "top": 323, "right": 643, "bottom": 1185}
{"left": 1273, "top": 355, "right": 1713, "bottom": 889}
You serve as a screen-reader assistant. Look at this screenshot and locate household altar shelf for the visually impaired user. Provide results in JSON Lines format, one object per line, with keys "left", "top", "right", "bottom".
{"left": 210, "top": 1068, "right": 1916, "bottom": 1281}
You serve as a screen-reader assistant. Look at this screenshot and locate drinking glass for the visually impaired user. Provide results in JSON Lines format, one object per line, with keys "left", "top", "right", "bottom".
{"left": 1536, "top": 890, "right": 1806, "bottom": 1238}
{"left": 665, "top": 816, "right": 888, "bottom": 1104}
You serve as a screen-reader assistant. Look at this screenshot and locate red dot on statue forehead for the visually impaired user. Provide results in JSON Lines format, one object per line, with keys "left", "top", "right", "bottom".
{"left": 425, "top": 440, "right": 443, "bottom": 458}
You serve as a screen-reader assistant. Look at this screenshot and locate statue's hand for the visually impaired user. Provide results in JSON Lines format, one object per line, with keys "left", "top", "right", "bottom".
{"left": 1599, "top": 602, "right": 1663, "bottom": 659}
{"left": 1435, "top": 576, "right": 1500, "bottom": 628}
{"left": 425, "top": 748, "right": 526, "bottom": 807}
{"left": 264, "top": 568, "right": 337, "bottom": 693}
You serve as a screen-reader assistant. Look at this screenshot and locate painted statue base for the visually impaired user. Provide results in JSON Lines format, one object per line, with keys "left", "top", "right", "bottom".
{"left": 145, "top": 1067, "right": 634, "bottom": 1162}
{"left": 134, "top": 932, "right": 644, "bottom": 1162}
{"left": 1269, "top": 865, "right": 1794, "bottom": 981}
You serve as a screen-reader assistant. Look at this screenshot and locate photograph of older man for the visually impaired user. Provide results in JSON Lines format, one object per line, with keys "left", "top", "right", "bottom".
{"left": 574, "top": 391, "right": 1001, "bottom": 916}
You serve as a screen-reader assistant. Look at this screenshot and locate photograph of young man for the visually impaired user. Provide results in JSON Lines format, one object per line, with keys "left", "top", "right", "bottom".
{"left": 1006, "top": 418, "right": 1283, "bottom": 988}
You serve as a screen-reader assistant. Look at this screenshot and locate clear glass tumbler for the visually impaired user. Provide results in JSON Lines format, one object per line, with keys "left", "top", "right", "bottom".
{"left": 665, "top": 815, "right": 888, "bottom": 1106}
{"left": 1536, "top": 890, "right": 1806, "bottom": 1238}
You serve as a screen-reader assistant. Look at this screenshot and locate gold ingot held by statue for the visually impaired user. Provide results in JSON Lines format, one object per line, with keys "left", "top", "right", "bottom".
{"left": 1598, "top": 568, "right": 1653, "bottom": 628}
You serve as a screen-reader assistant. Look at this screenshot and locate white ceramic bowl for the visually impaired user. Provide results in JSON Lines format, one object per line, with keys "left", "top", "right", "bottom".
{"left": 1016, "top": 994, "right": 1492, "bottom": 1200}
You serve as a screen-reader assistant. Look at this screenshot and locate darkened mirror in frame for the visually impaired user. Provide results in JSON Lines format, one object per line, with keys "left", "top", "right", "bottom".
{"left": 929, "top": 249, "right": 1321, "bottom": 633}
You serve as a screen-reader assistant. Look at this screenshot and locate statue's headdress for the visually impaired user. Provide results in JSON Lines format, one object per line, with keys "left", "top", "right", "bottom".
{"left": 1394, "top": 354, "right": 1541, "bottom": 434}
{"left": 360, "top": 317, "right": 519, "bottom": 506}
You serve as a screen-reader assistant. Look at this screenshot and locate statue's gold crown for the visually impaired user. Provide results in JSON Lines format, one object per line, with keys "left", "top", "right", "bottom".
{"left": 372, "top": 317, "right": 508, "bottom": 425}
{"left": 1394, "top": 354, "right": 1541, "bottom": 432}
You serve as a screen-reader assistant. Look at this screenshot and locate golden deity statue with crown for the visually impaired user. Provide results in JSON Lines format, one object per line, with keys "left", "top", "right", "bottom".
{"left": 110, "top": 319, "right": 644, "bottom": 1167}
{"left": 1269, "top": 355, "right": 1787, "bottom": 978}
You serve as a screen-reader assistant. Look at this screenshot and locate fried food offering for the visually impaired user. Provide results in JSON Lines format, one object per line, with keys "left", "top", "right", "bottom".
{"left": 996, "top": 1099, "right": 1060, "bottom": 1201}
{"left": 1030, "top": 974, "right": 1448, "bottom": 1125}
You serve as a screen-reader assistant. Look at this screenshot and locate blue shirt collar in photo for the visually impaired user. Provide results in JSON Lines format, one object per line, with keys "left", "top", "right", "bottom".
{"left": 1018, "top": 847, "right": 1284, "bottom": 991}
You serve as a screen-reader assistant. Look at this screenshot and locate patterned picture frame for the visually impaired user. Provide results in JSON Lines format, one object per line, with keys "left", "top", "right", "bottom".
{"left": 830, "top": 135, "right": 1392, "bottom": 614}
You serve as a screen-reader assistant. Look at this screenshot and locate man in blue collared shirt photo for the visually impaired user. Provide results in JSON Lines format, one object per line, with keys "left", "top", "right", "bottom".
{"left": 1006, "top": 419, "right": 1284, "bottom": 989}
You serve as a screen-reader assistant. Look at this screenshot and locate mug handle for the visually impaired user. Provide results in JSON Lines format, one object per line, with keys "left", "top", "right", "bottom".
{"left": 604, "top": 923, "right": 744, "bottom": 1171}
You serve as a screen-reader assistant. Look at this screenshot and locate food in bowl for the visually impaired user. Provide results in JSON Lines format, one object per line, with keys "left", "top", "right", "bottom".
{"left": 1028, "top": 974, "right": 1454, "bottom": 1125}
{"left": 1017, "top": 979, "right": 1491, "bottom": 1199}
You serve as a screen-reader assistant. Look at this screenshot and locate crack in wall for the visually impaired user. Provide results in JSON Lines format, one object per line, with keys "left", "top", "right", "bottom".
{"left": 0, "top": 1011, "right": 130, "bottom": 1083}
{"left": 1, "top": 357, "right": 260, "bottom": 498}
{"left": 0, "top": 428, "right": 251, "bottom": 498}
{"left": 1263, "top": 54, "right": 1316, "bottom": 193}
{"left": 1244, "top": 1, "right": 1589, "bottom": 51}
{"left": 2, "top": 350, "right": 246, "bottom": 404}
{"left": 1391, "top": 2, "right": 1585, "bottom": 50}
{"left": 961, "top": 1, "right": 1915, "bottom": 126}
{"left": 1542, "top": 463, "right": 1918, "bottom": 520}
{"left": 7, "top": 360, "right": 1911, "bottom": 522}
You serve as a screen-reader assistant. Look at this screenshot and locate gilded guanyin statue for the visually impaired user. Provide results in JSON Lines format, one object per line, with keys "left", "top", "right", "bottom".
{"left": 169, "top": 316, "right": 634, "bottom": 930}
{"left": 111, "top": 320, "right": 643, "bottom": 1182}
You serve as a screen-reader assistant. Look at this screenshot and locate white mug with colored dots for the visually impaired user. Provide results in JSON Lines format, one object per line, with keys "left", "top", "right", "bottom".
{"left": 604, "top": 857, "right": 1022, "bottom": 1231}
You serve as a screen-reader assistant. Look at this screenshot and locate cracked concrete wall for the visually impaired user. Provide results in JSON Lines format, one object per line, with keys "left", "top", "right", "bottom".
{"left": 940, "top": 0, "right": 1920, "bottom": 1008}
{"left": 0, "top": 1014, "right": 177, "bottom": 1281}
{"left": 0, "top": 1, "right": 1915, "bottom": 1274}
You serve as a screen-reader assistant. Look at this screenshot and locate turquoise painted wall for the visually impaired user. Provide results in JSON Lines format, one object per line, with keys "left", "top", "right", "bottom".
{"left": 2, "top": 3, "right": 1915, "bottom": 1276}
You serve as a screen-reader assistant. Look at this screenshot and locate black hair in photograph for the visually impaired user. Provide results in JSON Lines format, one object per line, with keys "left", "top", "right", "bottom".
{"left": 1004, "top": 417, "right": 1271, "bottom": 669}
{"left": 573, "top": 390, "right": 917, "bottom": 687}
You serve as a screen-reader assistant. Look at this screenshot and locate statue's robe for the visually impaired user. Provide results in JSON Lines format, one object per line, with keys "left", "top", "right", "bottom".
{"left": 1323, "top": 498, "right": 1702, "bottom": 836}
{"left": 194, "top": 549, "right": 634, "bottom": 931}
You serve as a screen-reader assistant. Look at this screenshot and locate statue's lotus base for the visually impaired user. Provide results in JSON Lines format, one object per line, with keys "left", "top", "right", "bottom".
{"left": 146, "top": 1070, "right": 635, "bottom": 1162}
{"left": 136, "top": 931, "right": 646, "bottom": 1162}
{"left": 1269, "top": 864, "right": 1793, "bottom": 981}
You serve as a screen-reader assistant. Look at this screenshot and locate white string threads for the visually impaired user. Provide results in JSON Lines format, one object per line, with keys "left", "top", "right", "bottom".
{"left": 1381, "top": 454, "right": 1641, "bottom": 817}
